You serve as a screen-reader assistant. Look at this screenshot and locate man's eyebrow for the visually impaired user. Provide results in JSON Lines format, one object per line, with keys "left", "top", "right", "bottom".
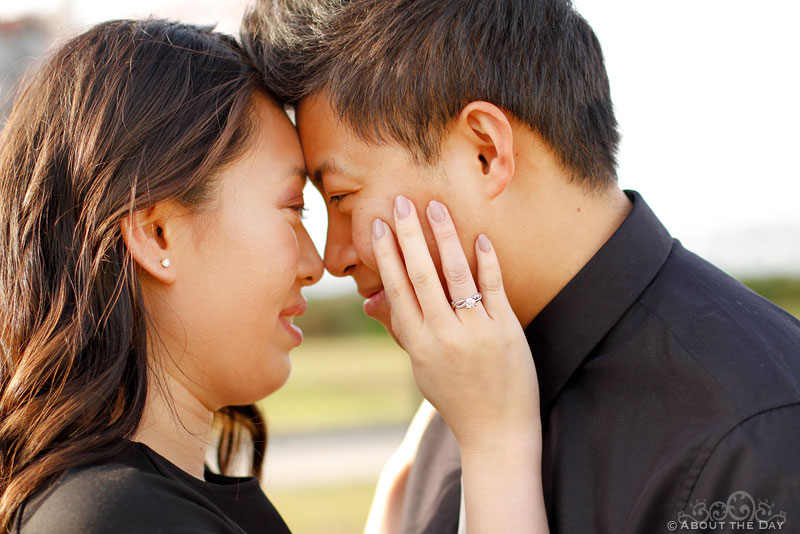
{"left": 309, "top": 160, "right": 344, "bottom": 192}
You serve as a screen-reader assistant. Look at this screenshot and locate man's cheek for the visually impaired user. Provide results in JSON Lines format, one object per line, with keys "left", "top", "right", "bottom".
{"left": 353, "top": 235, "right": 378, "bottom": 272}
{"left": 352, "top": 215, "right": 382, "bottom": 271}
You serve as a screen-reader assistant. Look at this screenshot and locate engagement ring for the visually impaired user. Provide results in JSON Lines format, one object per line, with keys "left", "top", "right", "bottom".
{"left": 450, "top": 293, "right": 482, "bottom": 309}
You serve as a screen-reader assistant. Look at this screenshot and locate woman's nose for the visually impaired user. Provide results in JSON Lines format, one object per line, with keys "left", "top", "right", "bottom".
{"left": 296, "top": 223, "right": 323, "bottom": 286}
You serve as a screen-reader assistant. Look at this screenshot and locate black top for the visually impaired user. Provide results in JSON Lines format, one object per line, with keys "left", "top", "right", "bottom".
{"left": 14, "top": 438, "right": 291, "bottom": 534}
{"left": 400, "top": 191, "right": 800, "bottom": 533}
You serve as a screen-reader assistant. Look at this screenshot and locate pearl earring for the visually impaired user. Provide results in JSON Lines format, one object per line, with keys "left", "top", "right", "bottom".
{"left": 160, "top": 258, "right": 171, "bottom": 268}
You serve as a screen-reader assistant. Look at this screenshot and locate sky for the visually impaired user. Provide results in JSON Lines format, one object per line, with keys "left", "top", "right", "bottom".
{"left": 2, "top": 0, "right": 798, "bottom": 297}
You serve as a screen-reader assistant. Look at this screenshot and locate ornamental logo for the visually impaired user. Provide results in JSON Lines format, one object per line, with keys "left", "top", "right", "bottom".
{"left": 667, "top": 491, "right": 787, "bottom": 531}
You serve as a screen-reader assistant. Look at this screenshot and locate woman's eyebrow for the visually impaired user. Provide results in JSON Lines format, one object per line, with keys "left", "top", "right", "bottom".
{"left": 286, "top": 166, "right": 308, "bottom": 186}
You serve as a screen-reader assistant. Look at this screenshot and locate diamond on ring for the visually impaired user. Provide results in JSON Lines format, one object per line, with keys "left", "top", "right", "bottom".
{"left": 451, "top": 293, "right": 482, "bottom": 309}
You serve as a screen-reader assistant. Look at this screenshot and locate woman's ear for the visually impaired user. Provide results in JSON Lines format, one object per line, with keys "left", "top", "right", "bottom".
{"left": 457, "top": 101, "right": 516, "bottom": 200}
{"left": 120, "top": 204, "right": 177, "bottom": 285}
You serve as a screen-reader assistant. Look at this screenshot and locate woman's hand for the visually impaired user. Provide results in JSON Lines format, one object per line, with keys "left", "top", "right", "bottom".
{"left": 371, "top": 195, "right": 540, "bottom": 452}
{"left": 372, "top": 196, "right": 549, "bottom": 533}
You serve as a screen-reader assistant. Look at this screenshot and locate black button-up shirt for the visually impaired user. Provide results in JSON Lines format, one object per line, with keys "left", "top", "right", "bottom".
{"left": 400, "top": 191, "right": 800, "bottom": 533}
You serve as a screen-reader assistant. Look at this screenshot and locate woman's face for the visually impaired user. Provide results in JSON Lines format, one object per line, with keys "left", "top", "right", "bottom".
{"left": 150, "top": 95, "right": 323, "bottom": 410}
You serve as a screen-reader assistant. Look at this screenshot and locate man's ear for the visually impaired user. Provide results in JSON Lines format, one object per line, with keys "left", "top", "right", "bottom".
{"left": 456, "top": 101, "right": 515, "bottom": 199}
{"left": 120, "top": 204, "right": 178, "bottom": 285}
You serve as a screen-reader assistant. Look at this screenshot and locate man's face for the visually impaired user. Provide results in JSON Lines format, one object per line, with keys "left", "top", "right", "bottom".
{"left": 296, "top": 92, "right": 481, "bottom": 333}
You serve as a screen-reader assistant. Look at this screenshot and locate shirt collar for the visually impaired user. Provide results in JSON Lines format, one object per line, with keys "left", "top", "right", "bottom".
{"left": 524, "top": 190, "right": 673, "bottom": 417}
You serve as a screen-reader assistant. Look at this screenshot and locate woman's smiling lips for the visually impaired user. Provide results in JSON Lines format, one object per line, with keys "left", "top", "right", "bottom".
{"left": 279, "top": 300, "right": 307, "bottom": 345}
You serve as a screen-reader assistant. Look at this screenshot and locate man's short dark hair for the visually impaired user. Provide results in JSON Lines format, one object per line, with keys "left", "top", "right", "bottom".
{"left": 242, "top": 0, "right": 620, "bottom": 187}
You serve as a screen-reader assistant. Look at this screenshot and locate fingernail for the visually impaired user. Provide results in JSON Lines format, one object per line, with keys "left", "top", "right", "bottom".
{"left": 395, "top": 196, "right": 410, "bottom": 220}
{"left": 373, "top": 219, "right": 385, "bottom": 240}
{"left": 477, "top": 233, "right": 492, "bottom": 252}
{"left": 428, "top": 200, "right": 446, "bottom": 223}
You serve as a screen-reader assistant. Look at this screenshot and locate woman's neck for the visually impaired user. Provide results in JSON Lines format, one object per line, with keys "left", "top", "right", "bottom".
{"left": 132, "top": 368, "right": 215, "bottom": 480}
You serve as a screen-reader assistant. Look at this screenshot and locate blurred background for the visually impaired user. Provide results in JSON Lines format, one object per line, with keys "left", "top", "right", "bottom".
{"left": 2, "top": 1, "right": 798, "bottom": 532}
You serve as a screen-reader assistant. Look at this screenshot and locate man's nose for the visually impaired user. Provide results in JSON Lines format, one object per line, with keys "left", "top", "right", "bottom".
{"left": 323, "top": 215, "right": 359, "bottom": 277}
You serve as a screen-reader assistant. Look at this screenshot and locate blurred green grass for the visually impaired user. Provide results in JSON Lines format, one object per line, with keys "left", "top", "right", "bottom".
{"left": 742, "top": 277, "right": 800, "bottom": 318}
{"left": 257, "top": 334, "right": 421, "bottom": 435}
{"left": 258, "top": 334, "right": 414, "bottom": 533}
{"left": 269, "top": 481, "right": 376, "bottom": 534}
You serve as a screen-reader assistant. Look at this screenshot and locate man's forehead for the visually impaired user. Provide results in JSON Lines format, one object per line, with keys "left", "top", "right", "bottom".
{"left": 296, "top": 92, "right": 337, "bottom": 133}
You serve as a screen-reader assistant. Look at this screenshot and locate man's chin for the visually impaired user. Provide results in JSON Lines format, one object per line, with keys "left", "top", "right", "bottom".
{"left": 378, "top": 314, "right": 404, "bottom": 347}
{"left": 362, "top": 296, "right": 403, "bottom": 347}
{"left": 368, "top": 307, "right": 393, "bottom": 336}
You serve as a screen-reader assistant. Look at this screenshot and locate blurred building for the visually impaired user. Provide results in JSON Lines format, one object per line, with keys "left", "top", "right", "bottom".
{"left": 0, "top": 16, "right": 55, "bottom": 126}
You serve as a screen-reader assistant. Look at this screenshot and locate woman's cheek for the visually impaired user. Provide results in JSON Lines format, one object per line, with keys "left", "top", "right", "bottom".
{"left": 277, "top": 222, "right": 302, "bottom": 278}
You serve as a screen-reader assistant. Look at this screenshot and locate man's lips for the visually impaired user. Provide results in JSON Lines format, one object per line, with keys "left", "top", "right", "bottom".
{"left": 358, "top": 287, "right": 384, "bottom": 300}
{"left": 361, "top": 288, "right": 386, "bottom": 318}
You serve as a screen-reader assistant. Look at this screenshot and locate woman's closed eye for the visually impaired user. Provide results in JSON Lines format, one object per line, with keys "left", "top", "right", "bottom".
{"left": 289, "top": 204, "right": 308, "bottom": 218}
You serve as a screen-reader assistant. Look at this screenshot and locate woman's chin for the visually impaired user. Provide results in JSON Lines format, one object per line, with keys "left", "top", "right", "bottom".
{"left": 271, "top": 355, "right": 293, "bottom": 392}
{"left": 257, "top": 352, "right": 292, "bottom": 399}
{"left": 223, "top": 352, "right": 292, "bottom": 405}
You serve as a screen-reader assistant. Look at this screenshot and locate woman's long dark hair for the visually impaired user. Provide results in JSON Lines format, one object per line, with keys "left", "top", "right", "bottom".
{"left": 0, "top": 19, "right": 270, "bottom": 531}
